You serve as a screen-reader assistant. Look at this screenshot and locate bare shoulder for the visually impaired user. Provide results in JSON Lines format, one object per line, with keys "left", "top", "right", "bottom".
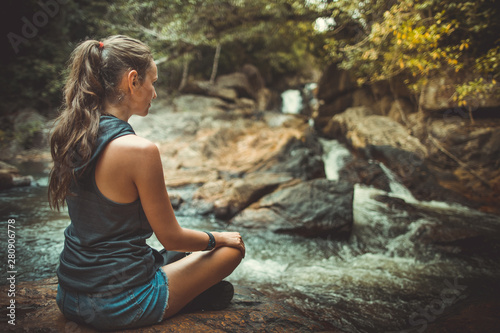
{"left": 104, "top": 134, "right": 160, "bottom": 164}
{"left": 109, "top": 134, "right": 158, "bottom": 152}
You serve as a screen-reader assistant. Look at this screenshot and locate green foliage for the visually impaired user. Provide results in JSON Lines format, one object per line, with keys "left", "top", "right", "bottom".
{"left": 104, "top": 0, "right": 325, "bottom": 87}
{"left": 0, "top": 0, "right": 115, "bottom": 116}
{"left": 324, "top": 0, "right": 500, "bottom": 106}
{"left": 14, "top": 120, "right": 44, "bottom": 149}
{"left": 5, "top": 0, "right": 497, "bottom": 120}
{"left": 1, "top": 0, "right": 329, "bottom": 117}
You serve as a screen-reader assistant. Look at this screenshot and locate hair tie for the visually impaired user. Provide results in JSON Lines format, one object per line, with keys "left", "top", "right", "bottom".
{"left": 98, "top": 42, "right": 104, "bottom": 50}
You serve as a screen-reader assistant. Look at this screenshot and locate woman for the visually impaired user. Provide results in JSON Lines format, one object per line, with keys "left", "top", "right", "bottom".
{"left": 48, "top": 35, "right": 245, "bottom": 331}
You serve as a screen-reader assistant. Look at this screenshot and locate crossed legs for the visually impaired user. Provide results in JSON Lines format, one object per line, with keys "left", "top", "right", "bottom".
{"left": 161, "top": 246, "right": 243, "bottom": 319}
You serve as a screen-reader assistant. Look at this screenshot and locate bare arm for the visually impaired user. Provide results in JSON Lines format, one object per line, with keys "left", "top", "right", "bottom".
{"left": 129, "top": 139, "right": 244, "bottom": 255}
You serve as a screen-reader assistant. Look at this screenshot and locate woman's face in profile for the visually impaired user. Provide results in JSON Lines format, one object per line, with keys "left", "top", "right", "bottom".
{"left": 133, "top": 60, "right": 158, "bottom": 117}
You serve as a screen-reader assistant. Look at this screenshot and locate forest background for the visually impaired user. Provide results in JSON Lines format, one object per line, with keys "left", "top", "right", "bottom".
{"left": 0, "top": 0, "right": 498, "bottom": 126}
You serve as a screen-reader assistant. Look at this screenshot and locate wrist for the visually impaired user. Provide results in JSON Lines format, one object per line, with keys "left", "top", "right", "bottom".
{"left": 203, "top": 231, "right": 216, "bottom": 251}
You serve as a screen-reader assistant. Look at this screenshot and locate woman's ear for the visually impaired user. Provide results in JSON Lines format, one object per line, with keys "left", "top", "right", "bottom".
{"left": 127, "top": 70, "right": 139, "bottom": 94}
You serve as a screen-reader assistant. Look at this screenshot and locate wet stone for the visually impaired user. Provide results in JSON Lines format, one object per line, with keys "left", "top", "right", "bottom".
{"left": 0, "top": 277, "right": 333, "bottom": 333}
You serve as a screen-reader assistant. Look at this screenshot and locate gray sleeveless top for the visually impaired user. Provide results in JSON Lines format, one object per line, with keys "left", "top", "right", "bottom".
{"left": 57, "top": 115, "right": 163, "bottom": 293}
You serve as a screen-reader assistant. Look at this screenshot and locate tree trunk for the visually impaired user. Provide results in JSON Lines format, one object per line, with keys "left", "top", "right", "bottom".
{"left": 178, "top": 57, "right": 190, "bottom": 91}
{"left": 468, "top": 105, "right": 475, "bottom": 124}
{"left": 210, "top": 43, "right": 221, "bottom": 84}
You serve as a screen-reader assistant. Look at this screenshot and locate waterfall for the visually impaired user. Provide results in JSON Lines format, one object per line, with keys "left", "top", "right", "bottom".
{"left": 281, "top": 83, "right": 318, "bottom": 116}
{"left": 281, "top": 89, "right": 302, "bottom": 114}
{"left": 319, "top": 138, "right": 351, "bottom": 181}
{"left": 377, "top": 162, "right": 417, "bottom": 203}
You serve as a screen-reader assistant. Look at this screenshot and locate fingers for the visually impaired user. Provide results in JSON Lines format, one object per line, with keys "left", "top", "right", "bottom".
{"left": 231, "top": 232, "right": 245, "bottom": 258}
{"left": 214, "top": 231, "right": 246, "bottom": 258}
{"left": 239, "top": 236, "right": 245, "bottom": 258}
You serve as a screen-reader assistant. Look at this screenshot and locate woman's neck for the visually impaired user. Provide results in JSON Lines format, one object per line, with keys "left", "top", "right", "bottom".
{"left": 103, "top": 102, "right": 130, "bottom": 122}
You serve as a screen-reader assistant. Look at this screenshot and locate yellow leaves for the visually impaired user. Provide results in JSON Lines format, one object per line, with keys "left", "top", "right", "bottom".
{"left": 399, "top": 59, "right": 405, "bottom": 69}
{"left": 459, "top": 42, "right": 469, "bottom": 51}
{"left": 362, "top": 49, "right": 378, "bottom": 60}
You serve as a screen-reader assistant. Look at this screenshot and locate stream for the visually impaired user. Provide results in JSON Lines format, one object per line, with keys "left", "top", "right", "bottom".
{"left": 2, "top": 131, "right": 500, "bottom": 332}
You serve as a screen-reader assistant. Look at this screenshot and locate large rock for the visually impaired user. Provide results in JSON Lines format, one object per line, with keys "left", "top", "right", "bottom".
{"left": 0, "top": 161, "right": 32, "bottom": 190}
{"left": 193, "top": 172, "right": 294, "bottom": 219}
{"left": 216, "top": 72, "right": 255, "bottom": 99}
{"left": 317, "top": 93, "right": 354, "bottom": 118}
{"left": 420, "top": 73, "right": 500, "bottom": 111}
{"left": 324, "top": 106, "right": 428, "bottom": 158}
{"left": 241, "top": 64, "right": 265, "bottom": 93}
{"left": 12, "top": 108, "right": 48, "bottom": 149}
{"left": 133, "top": 110, "right": 308, "bottom": 192}
{"left": 317, "top": 65, "right": 357, "bottom": 103}
{"left": 322, "top": 107, "right": 478, "bottom": 204}
{"left": 0, "top": 277, "right": 332, "bottom": 333}
{"left": 181, "top": 80, "right": 239, "bottom": 102}
{"left": 231, "top": 179, "right": 354, "bottom": 239}
{"left": 173, "top": 94, "right": 231, "bottom": 113}
{"left": 253, "top": 129, "right": 326, "bottom": 181}
{"left": 420, "top": 117, "right": 500, "bottom": 210}
{"left": 354, "top": 192, "right": 500, "bottom": 257}
{"left": 338, "top": 158, "right": 391, "bottom": 193}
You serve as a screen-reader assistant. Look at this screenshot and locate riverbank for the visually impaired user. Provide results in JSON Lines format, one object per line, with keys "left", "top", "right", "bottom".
{"left": 1, "top": 86, "right": 500, "bottom": 331}
{"left": 0, "top": 277, "right": 333, "bottom": 332}
{"left": 1, "top": 276, "right": 499, "bottom": 332}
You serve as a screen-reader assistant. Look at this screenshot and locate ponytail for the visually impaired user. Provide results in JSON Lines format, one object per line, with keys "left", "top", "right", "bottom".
{"left": 49, "top": 36, "right": 153, "bottom": 210}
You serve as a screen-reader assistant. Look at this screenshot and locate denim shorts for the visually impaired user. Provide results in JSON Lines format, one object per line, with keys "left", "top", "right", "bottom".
{"left": 56, "top": 268, "right": 169, "bottom": 331}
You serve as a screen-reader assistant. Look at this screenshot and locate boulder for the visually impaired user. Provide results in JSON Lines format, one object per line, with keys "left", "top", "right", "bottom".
{"left": 0, "top": 161, "right": 32, "bottom": 190}
{"left": 216, "top": 73, "right": 255, "bottom": 99}
{"left": 317, "top": 65, "right": 357, "bottom": 103}
{"left": 231, "top": 179, "right": 354, "bottom": 239}
{"left": 338, "top": 158, "right": 391, "bottom": 193}
{"left": 377, "top": 194, "right": 500, "bottom": 256}
{"left": 387, "top": 98, "right": 415, "bottom": 124}
{"left": 0, "top": 277, "right": 332, "bottom": 333}
{"left": 317, "top": 93, "right": 354, "bottom": 118}
{"left": 323, "top": 107, "right": 478, "bottom": 204}
{"left": 181, "top": 80, "right": 239, "bottom": 102}
{"left": 173, "top": 94, "right": 231, "bottom": 113}
{"left": 169, "top": 193, "right": 184, "bottom": 209}
{"left": 254, "top": 129, "right": 326, "bottom": 181}
{"left": 165, "top": 168, "right": 220, "bottom": 188}
{"left": 422, "top": 118, "right": 500, "bottom": 210}
{"left": 194, "top": 173, "right": 294, "bottom": 219}
{"left": 325, "top": 106, "right": 428, "bottom": 158}
{"left": 12, "top": 108, "right": 48, "bottom": 149}
{"left": 241, "top": 64, "right": 265, "bottom": 93}
{"left": 352, "top": 87, "right": 377, "bottom": 110}
{"left": 420, "top": 73, "right": 500, "bottom": 111}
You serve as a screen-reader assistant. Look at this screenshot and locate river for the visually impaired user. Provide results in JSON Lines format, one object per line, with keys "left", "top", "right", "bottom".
{"left": 1, "top": 131, "right": 500, "bottom": 332}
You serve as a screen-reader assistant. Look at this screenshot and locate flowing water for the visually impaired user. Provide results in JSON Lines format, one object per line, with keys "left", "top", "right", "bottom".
{"left": 1, "top": 139, "right": 500, "bottom": 332}
{"left": 281, "top": 89, "right": 303, "bottom": 114}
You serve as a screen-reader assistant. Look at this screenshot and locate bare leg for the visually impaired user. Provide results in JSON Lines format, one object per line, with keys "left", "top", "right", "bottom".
{"left": 161, "top": 246, "right": 242, "bottom": 319}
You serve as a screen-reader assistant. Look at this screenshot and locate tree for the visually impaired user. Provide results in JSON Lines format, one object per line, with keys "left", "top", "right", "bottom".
{"left": 323, "top": 0, "right": 500, "bottom": 110}
{"left": 105, "top": 0, "right": 327, "bottom": 87}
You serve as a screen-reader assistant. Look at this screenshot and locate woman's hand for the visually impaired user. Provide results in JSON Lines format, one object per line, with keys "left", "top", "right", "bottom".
{"left": 213, "top": 232, "right": 245, "bottom": 258}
